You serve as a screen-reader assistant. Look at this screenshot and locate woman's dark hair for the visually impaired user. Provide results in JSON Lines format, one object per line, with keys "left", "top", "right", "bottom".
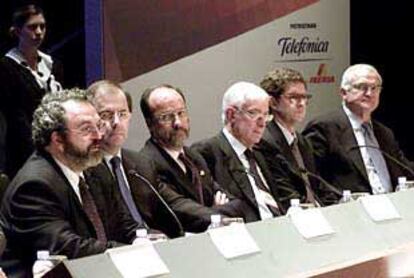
{"left": 9, "top": 4, "right": 44, "bottom": 36}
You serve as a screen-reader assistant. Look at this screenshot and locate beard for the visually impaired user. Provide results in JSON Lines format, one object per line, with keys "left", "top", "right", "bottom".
{"left": 154, "top": 127, "right": 189, "bottom": 150}
{"left": 63, "top": 138, "right": 103, "bottom": 171}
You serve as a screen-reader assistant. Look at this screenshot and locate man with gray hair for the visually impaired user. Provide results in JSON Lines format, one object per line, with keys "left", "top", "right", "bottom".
{"left": 0, "top": 89, "right": 141, "bottom": 277}
{"left": 303, "top": 64, "right": 414, "bottom": 198}
{"left": 193, "top": 81, "right": 285, "bottom": 222}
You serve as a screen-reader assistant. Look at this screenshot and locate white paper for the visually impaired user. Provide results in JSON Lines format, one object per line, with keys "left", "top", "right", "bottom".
{"left": 106, "top": 244, "right": 169, "bottom": 278}
{"left": 208, "top": 223, "right": 260, "bottom": 259}
{"left": 360, "top": 194, "right": 401, "bottom": 222}
{"left": 290, "top": 208, "right": 335, "bottom": 239}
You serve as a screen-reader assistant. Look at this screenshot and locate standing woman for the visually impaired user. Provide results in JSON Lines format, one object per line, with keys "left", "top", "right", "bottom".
{"left": 0, "top": 5, "right": 63, "bottom": 179}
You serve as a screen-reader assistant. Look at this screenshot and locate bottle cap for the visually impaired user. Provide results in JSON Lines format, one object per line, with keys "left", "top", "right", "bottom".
{"left": 37, "top": 250, "right": 50, "bottom": 260}
{"left": 210, "top": 214, "right": 221, "bottom": 223}
{"left": 398, "top": 176, "right": 407, "bottom": 184}
{"left": 290, "top": 198, "right": 300, "bottom": 206}
{"left": 135, "top": 229, "right": 148, "bottom": 238}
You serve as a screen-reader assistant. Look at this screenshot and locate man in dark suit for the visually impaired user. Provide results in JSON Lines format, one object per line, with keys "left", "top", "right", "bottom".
{"left": 0, "top": 89, "right": 141, "bottom": 277}
{"left": 193, "top": 82, "right": 285, "bottom": 222}
{"left": 303, "top": 64, "right": 414, "bottom": 197}
{"left": 87, "top": 80, "right": 183, "bottom": 238}
{"left": 138, "top": 84, "right": 247, "bottom": 232}
{"left": 256, "top": 68, "right": 334, "bottom": 207}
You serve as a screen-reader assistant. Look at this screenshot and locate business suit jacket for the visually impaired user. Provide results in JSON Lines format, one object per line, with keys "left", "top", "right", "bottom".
{"left": 302, "top": 108, "right": 414, "bottom": 196}
{"left": 192, "top": 131, "right": 286, "bottom": 222}
{"left": 0, "top": 150, "right": 140, "bottom": 277}
{"left": 137, "top": 139, "right": 246, "bottom": 232}
{"left": 88, "top": 148, "right": 183, "bottom": 238}
{"left": 256, "top": 121, "right": 327, "bottom": 207}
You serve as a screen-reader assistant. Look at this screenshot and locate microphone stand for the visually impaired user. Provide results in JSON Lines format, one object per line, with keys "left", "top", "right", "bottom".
{"left": 128, "top": 170, "right": 185, "bottom": 237}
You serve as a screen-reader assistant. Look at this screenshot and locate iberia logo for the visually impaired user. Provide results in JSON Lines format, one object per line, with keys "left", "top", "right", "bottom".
{"left": 309, "top": 63, "right": 335, "bottom": 83}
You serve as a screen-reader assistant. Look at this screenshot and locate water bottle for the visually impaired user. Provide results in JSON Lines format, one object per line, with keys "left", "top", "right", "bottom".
{"left": 339, "top": 190, "right": 352, "bottom": 203}
{"left": 32, "top": 250, "right": 54, "bottom": 278}
{"left": 286, "top": 199, "right": 303, "bottom": 216}
{"left": 207, "top": 214, "right": 224, "bottom": 229}
{"left": 395, "top": 176, "right": 408, "bottom": 192}
{"left": 133, "top": 228, "right": 151, "bottom": 245}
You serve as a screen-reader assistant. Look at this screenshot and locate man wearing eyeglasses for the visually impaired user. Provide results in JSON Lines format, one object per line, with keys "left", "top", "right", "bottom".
{"left": 0, "top": 89, "right": 142, "bottom": 277}
{"left": 193, "top": 82, "right": 285, "bottom": 222}
{"left": 303, "top": 64, "right": 414, "bottom": 198}
{"left": 137, "top": 84, "right": 248, "bottom": 232}
{"left": 255, "top": 68, "right": 328, "bottom": 208}
{"left": 86, "top": 80, "right": 183, "bottom": 238}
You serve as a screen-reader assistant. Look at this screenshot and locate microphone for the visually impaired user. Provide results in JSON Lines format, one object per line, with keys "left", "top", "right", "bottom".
{"left": 275, "top": 154, "right": 343, "bottom": 197}
{"left": 349, "top": 145, "right": 414, "bottom": 178}
{"left": 128, "top": 169, "right": 185, "bottom": 237}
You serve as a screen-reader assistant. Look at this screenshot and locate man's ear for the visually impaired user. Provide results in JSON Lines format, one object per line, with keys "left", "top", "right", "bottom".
{"left": 51, "top": 131, "right": 65, "bottom": 152}
{"left": 269, "top": 97, "right": 278, "bottom": 111}
{"left": 339, "top": 88, "right": 347, "bottom": 98}
{"left": 225, "top": 107, "right": 236, "bottom": 124}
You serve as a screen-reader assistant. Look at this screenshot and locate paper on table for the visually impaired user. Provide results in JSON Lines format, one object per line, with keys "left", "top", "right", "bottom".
{"left": 106, "top": 244, "right": 169, "bottom": 278}
{"left": 290, "top": 209, "right": 335, "bottom": 239}
{"left": 360, "top": 194, "right": 401, "bottom": 222}
{"left": 208, "top": 223, "right": 260, "bottom": 259}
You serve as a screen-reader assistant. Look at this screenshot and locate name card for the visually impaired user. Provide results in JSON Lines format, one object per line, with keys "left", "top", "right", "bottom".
{"left": 106, "top": 244, "right": 169, "bottom": 278}
{"left": 290, "top": 209, "right": 335, "bottom": 239}
{"left": 360, "top": 194, "right": 401, "bottom": 222}
{"left": 208, "top": 223, "right": 260, "bottom": 259}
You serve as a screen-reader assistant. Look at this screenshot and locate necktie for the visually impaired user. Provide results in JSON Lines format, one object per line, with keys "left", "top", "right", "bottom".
{"left": 178, "top": 152, "right": 205, "bottom": 205}
{"left": 110, "top": 156, "right": 145, "bottom": 224}
{"left": 78, "top": 177, "right": 107, "bottom": 242}
{"left": 291, "top": 137, "right": 317, "bottom": 205}
{"left": 361, "top": 123, "right": 392, "bottom": 192}
{"left": 244, "top": 149, "right": 281, "bottom": 216}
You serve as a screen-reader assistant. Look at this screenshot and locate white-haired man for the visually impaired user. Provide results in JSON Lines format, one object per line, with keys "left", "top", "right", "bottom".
{"left": 303, "top": 64, "right": 414, "bottom": 198}
{"left": 193, "top": 81, "right": 285, "bottom": 222}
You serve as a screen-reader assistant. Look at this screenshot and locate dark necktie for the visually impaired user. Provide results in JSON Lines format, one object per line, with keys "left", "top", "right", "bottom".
{"left": 291, "top": 137, "right": 317, "bottom": 205}
{"left": 361, "top": 123, "right": 392, "bottom": 192}
{"left": 178, "top": 152, "right": 205, "bottom": 205}
{"left": 78, "top": 177, "right": 107, "bottom": 242}
{"left": 110, "top": 156, "right": 145, "bottom": 224}
{"left": 244, "top": 149, "right": 281, "bottom": 216}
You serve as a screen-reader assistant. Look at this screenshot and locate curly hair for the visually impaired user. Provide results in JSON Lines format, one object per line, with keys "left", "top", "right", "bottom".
{"left": 32, "top": 88, "right": 88, "bottom": 150}
{"left": 260, "top": 68, "right": 306, "bottom": 98}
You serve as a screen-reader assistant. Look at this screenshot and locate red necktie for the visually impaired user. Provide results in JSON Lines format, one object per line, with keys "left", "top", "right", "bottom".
{"left": 79, "top": 177, "right": 107, "bottom": 242}
{"left": 178, "top": 152, "right": 205, "bottom": 205}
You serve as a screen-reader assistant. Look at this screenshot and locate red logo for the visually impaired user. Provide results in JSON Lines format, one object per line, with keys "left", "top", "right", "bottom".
{"left": 309, "top": 63, "right": 335, "bottom": 83}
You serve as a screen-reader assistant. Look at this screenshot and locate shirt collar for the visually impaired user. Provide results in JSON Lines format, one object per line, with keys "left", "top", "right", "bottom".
{"left": 163, "top": 147, "right": 184, "bottom": 161}
{"left": 53, "top": 157, "right": 81, "bottom": 188}
{"left": 342, "top": 102, "right": 368, "bottom": 130}
{"left": 222, "top": 127, "right": 247, "bottom": 157}
{"left": 274, "top": 119, "right": 296, "bottom": 145}
{"left": 103, "top": 150, "right": 123, "bottom": 168}
{"left": 5, "top": 48, "right": 52, "bottom": 68}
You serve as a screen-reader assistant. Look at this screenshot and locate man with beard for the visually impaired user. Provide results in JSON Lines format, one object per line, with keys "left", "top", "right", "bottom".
{"left": 87, "top": 80, "right": 183, "bottom": 238}
{"left": 255, "top": 68, "right": 331, "bottom": 207}
{"left": 303, "top": 64, "right": 414, "bottom": 198}
{"left": 138, "top": 85, "right": 248, "bottom": 232}
{"left": 192, "top": 82, "right": 285, "bottom": 222}
{"left": 0, "top": 89, "right": 141, "bottom": 277}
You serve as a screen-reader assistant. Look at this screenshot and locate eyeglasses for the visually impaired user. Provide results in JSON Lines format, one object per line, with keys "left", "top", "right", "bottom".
{"left": 351, "top": 83, "right": 382, "bottom": 94}
{"left": 99, "top": 110, "right": 130, "bottom": 122}
{"left": 153, "top": 109, "right": 188, "bottom": 124}
{"left": 67, "top": 120, "right": 106, "bottom": 136}
{"left": 235, "top": 107, "right": 272, "bottom": 122}
{"left": 281, "top": 94, "right": 312, "bottom": 104}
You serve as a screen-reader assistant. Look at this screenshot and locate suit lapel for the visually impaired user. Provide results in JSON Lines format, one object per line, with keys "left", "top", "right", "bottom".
{"left": 337, "top": 110, "right": 369, "bottom": 182}
{"left": 217, "top": 133, "right": 258, "bottom": 208}
{"left": 148, "top": 140, "right": 200, "bottom": 201}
